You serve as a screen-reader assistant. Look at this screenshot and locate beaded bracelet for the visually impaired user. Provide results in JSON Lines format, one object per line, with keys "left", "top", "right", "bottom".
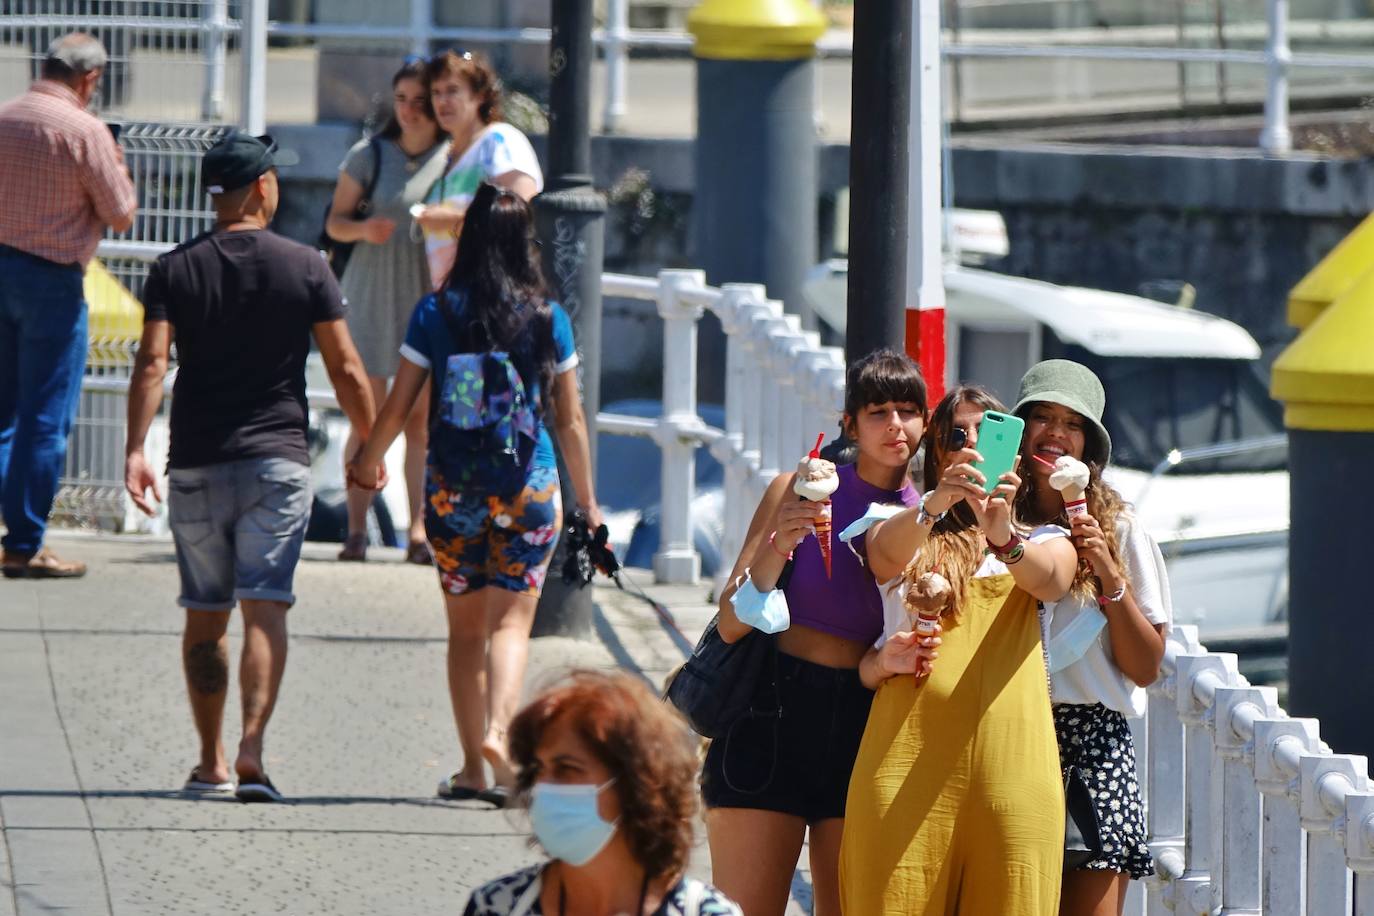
{"left": 1097, "top": 581, "right": 1128, "bottom": 607}
{"left": 768, "top": 530, "right": 794, "bottom": 560}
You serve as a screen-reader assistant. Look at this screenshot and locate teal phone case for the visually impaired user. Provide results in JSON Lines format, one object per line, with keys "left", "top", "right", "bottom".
{"left": 972, "top": 411, "right": 1025, "bottom": 494}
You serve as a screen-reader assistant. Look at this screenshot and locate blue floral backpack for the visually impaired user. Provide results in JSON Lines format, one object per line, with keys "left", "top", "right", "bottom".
{"left": 430, "top": 306, "right": 540, "bottom": 498}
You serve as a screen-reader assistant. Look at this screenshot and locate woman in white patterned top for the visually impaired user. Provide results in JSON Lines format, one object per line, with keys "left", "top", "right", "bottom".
{"left": 462, "top": 671, "right": 741, "bottom": 916}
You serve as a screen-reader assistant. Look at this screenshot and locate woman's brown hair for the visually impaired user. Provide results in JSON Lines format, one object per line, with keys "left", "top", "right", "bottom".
{"left": 509, "top": 671, "right": 699, "bottom": 880}
{"left": 897, "top": 385, "right": 1008, "bottom": 621}
{"left": 427, "top": 49, "right": 504, "bottom": 124}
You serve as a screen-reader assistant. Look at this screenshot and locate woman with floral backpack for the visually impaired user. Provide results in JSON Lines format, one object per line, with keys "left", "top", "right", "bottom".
{"left": 351, "top": 182, "right": 602, "bottom": 806}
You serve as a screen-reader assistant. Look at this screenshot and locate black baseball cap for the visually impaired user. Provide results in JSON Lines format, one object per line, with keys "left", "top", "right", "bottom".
{"left": 203, "top": 132, "right": 299, "bottom": 195}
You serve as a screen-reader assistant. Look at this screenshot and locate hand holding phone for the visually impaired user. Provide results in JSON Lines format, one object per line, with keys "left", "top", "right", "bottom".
{"left": 970, "top": 411, "right": 1025, "bottom": 495}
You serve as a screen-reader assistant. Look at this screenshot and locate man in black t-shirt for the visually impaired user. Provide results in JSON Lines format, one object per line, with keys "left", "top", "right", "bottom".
{"left": 123, "top": 133, "right": 383, "bottom": 803}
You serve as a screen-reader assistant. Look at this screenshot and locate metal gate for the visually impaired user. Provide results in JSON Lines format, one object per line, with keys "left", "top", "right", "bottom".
{"left": 1, "top": 2, "right": 256, "bottom": 530}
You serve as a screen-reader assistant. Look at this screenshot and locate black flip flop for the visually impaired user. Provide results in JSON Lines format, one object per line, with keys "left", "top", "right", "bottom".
{"left": 476, "top": 786, "right": 511, "bottom": 809}
{"left": 235, "top": 775, "right": 283, "bottom": 803}
{"left": 437, "top": 774, "right": 482, "bottom": 800}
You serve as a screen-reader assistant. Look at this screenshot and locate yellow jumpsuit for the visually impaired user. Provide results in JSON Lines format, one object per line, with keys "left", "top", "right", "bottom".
{"left": 839, "top": 574, "right": 1064, "bottom": 915}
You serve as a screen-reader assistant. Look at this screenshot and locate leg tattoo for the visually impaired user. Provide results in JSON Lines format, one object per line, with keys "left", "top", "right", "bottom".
{"left": 186, "top": 639, "right": 228, "bottom": 695}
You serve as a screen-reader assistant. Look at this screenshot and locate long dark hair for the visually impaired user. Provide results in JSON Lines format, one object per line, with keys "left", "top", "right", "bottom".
{"left": 439, "top": 182, "right": 557, "bottom": 408}
{"left": 377, "top": 57, "right": 435, "bottom": 141}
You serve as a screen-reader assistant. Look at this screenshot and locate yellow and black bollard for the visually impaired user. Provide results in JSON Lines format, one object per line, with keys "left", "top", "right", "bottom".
{"left": 1271, "top": 212, "right": 1374, "bottom": 760}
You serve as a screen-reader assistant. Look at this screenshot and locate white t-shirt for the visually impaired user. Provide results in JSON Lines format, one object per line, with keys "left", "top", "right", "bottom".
{"left": 876, "top": 524, "right": 1070, "bottom": 647}
{"left": 423, "top": 122, "right": 543, "bottom": 289}
{"left": 1045, "top": 513, "right": 1171, "bottom": 717}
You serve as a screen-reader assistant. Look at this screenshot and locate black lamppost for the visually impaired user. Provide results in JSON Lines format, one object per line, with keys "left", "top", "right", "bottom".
{"left": 532, "top": 0, "right": 607, "bottom": 638}
{"left": 845, "top": 0, "right": 912, "bottom": 367}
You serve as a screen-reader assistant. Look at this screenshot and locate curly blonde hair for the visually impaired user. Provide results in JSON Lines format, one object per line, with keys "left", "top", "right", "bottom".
{"left": 1013, "top": 451, "right": 1131, "bottom": 600}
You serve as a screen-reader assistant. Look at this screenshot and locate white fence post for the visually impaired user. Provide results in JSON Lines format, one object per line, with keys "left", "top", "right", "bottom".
{"left": 653, "top": 269, "right": 707, "bottom": 585}
{"left": 410, "top": 0, "right": 433, "bottom": 57}
{"left": 1346, "top": 790, "right": 1374, "bottom": 915}
{"left": 603, "top": 0, "right": 629, "bottom": 133}
{"left": 1148, "top": 627, "right": 1201, "bottom": 915}
{"left": 1175, "top": 653, "right": 1237, "bottom": 914}
{"left": 240, "top": 0, "right": 268, "bottom": 134}
{"left": 754, "top": 310, "right": 800, "bottom": 502}
{"left": 1260, "top": 0, "right": 1292, "bottom": 155}
{"left": 201, "top": 0, "right": 229, "bottom": 121}
{"left": 713, "top": 283, "right": 768, "bottom": 591}
{"left": 1214, "top": 685, "right": 1278, "bottom": 914}
{"left": 1300, "top": 754, "right": 1367, "bottom": 913}
{"left": 1254, "top": 717, "right": 1321, "bottom": 916}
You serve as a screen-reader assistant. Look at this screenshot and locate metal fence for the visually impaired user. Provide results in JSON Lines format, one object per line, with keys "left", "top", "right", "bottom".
{"left": 1, "top": 4, "right": 236, "bottom": 528}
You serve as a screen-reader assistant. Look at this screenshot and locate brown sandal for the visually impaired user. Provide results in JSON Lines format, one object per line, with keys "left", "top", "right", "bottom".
{"left": 405, "top": 541, "right": 432, "bottom": 565}
{"left": 337, "top": 533, "right": 367, "bottom": 562}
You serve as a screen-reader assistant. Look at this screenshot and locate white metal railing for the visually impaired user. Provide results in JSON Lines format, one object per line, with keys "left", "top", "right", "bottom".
{"left": 608, "top": 268, "right": 1374, "bottom": 914}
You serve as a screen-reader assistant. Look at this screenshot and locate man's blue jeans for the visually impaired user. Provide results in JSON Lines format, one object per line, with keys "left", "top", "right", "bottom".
{"left": 0, "top": 246, "right": 88, "bottom": 556}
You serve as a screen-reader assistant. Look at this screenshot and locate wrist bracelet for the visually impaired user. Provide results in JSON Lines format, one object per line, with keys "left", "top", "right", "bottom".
{"left": 986, "top": 531, "right": 1025, "bottom": 565}
{"left": 768, "top": 531, "right": 794, "bottom": 560}
{"left": 916, "top": 490, "right": 948, "bottom": 526}
{"left": 1097, "top": 581, "right": 1127, "bottom": 607}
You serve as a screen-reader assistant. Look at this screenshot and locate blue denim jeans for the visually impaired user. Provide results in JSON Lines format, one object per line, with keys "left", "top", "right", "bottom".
{"left": 0, "top": 246, "right": 88, "bottom": 556}
{"left": 169, "top": 457, "right": 313, "bottom": 611}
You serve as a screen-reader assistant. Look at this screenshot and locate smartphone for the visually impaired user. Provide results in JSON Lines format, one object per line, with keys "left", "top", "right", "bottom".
{"left": 971, "top": 410, "right": 1025, "bottom": 495}
{"left": 107, "top": 122, "right": 122, "bottom": 143}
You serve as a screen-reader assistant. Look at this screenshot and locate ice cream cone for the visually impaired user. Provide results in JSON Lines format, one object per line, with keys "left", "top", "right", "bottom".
{"left": 1061, "top": 483, "right": 1088, "bottom": 517}
{"left": 814, "top": 501, "right": 833, "bottom": 578}
{"left": 904, "top": 572, "right": 951, "bottom": 635}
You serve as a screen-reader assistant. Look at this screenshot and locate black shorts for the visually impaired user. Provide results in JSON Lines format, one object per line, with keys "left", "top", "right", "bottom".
{"left": 701, "top": 650, "right": 873, "bottom": 824}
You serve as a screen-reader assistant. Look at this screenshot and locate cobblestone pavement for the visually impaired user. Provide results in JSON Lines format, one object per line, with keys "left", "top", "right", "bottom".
{"left": 0, "top": 533, "right": 810, "bottom": 915}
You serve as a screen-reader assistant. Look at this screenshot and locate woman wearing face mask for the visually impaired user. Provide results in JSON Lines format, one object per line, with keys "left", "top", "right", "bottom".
{"left": 840, "top": 384, "right": 1079, "bottom": 915}
{"left": 326, "top": 56, "right": 449, "bottom": 564}
{"left": 462, "top": 671, "right": 741, "bottom": 915}
{"left": 703, "top": 348, "right": 926, "bottom": 916}
{"left": 413, "top": 50, "right": 540, "bottom": 290}
{"left": 1011, "top": 360, "right": 1168, "bottom": 916}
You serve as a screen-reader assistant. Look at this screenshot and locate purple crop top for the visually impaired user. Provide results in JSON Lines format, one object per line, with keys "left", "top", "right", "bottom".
{"left": 785, "top": 463, "right": 920, "bottom": 644}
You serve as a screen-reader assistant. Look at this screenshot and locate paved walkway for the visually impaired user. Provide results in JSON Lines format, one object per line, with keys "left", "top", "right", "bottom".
{"left": 0, "top": 533, "right": 808, "bottom": 915}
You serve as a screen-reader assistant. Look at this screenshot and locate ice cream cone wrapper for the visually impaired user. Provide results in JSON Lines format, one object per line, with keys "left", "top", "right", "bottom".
{"left": 814, "top": 500, "right": 833, "bottom": 577}
{"left": 1062, "top": 485, "right": 1088, "bottom": 517}
{"left": 912, "top": 612, "right": 940, "bottom": 636}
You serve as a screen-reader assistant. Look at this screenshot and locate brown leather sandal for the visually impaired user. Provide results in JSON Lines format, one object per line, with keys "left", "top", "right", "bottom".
{"left": 1, "top": 547, "right": 86, "bottom": 579}
{"left": 405, "top": 541, "right": 432, "bottom": 565}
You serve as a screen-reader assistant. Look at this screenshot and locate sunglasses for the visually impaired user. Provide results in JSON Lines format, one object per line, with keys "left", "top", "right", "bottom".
{"left": 947, "top": 427, "right": 967, "bottom": 451}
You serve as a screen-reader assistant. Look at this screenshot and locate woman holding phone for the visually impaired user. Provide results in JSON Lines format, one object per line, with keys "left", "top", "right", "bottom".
{"left": 1012, "top": 360, "right": 1167, "bottom": 916}
{"left": 840, "top": 384, "right": 1079, "bottom": 915}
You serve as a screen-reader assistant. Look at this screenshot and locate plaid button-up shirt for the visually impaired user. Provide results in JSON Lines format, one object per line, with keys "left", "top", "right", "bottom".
{"left": 0, "top": 81, "right": 136, "bottom": 267}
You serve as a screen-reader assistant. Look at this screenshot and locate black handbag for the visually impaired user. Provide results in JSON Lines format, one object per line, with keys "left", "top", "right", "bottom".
{"left": 1063, "top": 765, "right": 1104, "bottom": 869}
{"left": 665, "top": 616, "right": 778, "bottom": 740}
{"left": 318, "top": 136, "right": 382, "bottom": 279}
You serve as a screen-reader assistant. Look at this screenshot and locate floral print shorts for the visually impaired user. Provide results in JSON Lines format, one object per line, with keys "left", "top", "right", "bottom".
{"left": 424, "top": 463, "right": 562, "bottom": 596}
{"left": 1054, "top": 702, "right": 1156, "bottom": 879}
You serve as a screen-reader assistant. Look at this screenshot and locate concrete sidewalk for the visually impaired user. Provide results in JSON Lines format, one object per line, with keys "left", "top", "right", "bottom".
{"left": 0, "top": 533, "right": 808, "bottom": 915}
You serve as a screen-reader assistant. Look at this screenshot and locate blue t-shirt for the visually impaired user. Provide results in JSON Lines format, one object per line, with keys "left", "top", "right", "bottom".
{"left": 399, "top": 290, "right": 579, "bottom": 470}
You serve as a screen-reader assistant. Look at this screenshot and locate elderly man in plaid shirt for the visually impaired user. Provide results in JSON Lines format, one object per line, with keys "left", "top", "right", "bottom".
{"left": 0, "top": 32, "right": 137, "bottom": 579}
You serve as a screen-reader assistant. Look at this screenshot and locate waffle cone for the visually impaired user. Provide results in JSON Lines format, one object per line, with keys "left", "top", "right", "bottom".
{"left": 813, "top": 500, "right": 833, "bottom": 578}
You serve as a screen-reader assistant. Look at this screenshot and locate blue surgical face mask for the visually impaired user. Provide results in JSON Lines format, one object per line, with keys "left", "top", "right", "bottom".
{"left": 528, "top": 779, "right": 618, "bottom": 866}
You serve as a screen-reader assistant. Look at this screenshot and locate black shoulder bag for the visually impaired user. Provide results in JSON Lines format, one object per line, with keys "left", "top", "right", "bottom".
{"left": 664, "top": 561, "right": 789, "bottom": 741}
{"left": 319, "top": 136, "right": 382, "bottom": 279}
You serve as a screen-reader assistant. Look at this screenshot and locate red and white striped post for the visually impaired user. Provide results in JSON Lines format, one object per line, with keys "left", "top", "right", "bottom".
{"left": 905, "top": 0, "right": 945, "bottom": 402}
